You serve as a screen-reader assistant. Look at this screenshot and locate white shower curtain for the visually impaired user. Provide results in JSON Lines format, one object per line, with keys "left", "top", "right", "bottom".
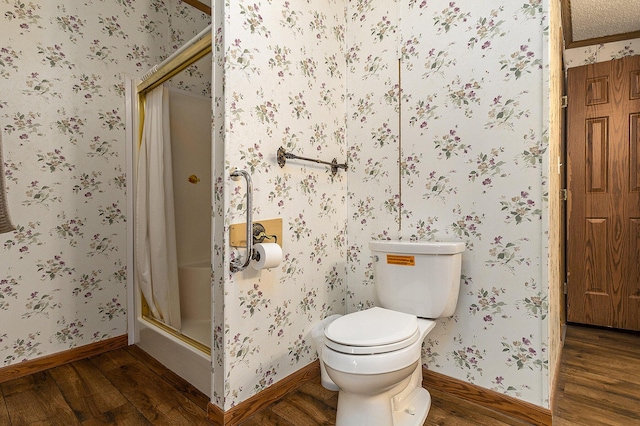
{"left": 135, "top": 85, "right": 181, "bottom": 330}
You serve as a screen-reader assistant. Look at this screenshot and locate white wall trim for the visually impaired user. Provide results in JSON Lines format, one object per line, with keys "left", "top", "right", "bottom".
{"left": 124, "top": 74, "right": 138, "bottom": 346}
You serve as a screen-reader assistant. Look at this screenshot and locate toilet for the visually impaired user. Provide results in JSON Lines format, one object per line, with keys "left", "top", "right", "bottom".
{"left": 321, "top": 240, "right": 465, "bottom": 426}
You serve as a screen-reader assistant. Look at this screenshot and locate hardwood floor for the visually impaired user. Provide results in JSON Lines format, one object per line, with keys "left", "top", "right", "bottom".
{"left": 553, "top": 325, "right": 640, "bottom": 425}
{"left": 1, "top": 325, "right": 639, "bottom": 425}
{"left": 0, "top": 345, "right": 211, "bottom": 425}
{"left": 241, "top": 325, "right": 640, "bottom": 425}
{"left": 238, "top": 380, "right": 533, "bottom": 426}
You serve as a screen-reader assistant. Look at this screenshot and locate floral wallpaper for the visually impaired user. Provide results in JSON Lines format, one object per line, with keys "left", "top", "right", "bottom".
{"left": 215, "top": 0, "right": 554, "bottom": 412}
{"left": 564, "top": 37, "right": 640, "bottom": 68}
{"left": 0, "top": 0, "right": 209, "bottom": 366}
{"left": 218, "top": 0, "right": 347, "bottom": 408}
{"left": 344, "top": 0, "right": 551, "bottom": 407}
{"left": 1, "top": 0, "right": 564, "bottom": 415}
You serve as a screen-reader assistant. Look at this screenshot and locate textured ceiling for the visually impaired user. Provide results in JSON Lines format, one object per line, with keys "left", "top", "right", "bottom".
{"left": 571, "top": 0, "right": 640, "bottom": 41}
{"left": 563, "top": 0, "right": 640, "bottom": 47}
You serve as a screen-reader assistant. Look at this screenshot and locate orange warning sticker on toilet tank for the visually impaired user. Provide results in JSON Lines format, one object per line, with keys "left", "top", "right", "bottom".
{"left": 386, "top": 255, "right": 415, "bottom": 266}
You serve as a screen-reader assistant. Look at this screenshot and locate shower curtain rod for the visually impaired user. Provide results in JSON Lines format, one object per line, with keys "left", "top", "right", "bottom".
{"left": 140, "top": 24, "right": 212, "bottom": 83}
{"left": 137, "top": 24, "right": 212, "bottom": 95}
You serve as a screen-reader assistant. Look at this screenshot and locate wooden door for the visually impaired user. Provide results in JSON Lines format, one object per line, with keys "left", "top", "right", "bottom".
{"left": 566, "top": 55, "right": 640, "bottom": 331}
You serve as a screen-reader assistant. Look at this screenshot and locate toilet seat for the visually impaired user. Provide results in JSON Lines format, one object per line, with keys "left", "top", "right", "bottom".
{"left": 324, "top": 307, "right": 419, "bottom": 355}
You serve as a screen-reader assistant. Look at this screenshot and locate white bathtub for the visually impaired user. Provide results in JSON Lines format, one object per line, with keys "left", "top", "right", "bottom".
{"left": 178, "top": 261, "right": 212, "bottom": 347}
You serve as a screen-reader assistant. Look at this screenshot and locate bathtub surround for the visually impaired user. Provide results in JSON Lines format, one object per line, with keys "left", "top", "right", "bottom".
{"left": 178, "top": 261, "right": 212, "bottom": 346}
{"left": 169, "top": 86, "right": 213, "bottom": 347}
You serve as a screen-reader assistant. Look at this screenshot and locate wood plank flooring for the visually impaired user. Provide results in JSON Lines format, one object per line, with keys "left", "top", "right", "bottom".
{"left": 0, "top": 345, "right": 210, "bottom": 425}
{"left": 1, "top": 325, "right": 639, "bottom": 425}
{"left": 553, "top": 325, "right": 640, "bottom": 425}
{"left": 238, "top": 379, "right": 535, "bottom": 426}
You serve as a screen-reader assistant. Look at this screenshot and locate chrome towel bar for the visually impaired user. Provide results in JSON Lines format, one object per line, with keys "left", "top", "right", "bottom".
{"left": 277, "top": 146, "right": 347, "bottom": 176}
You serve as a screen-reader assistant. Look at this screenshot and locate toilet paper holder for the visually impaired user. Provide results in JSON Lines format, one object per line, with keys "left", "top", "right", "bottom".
{"left": 229, "top": 218, "right": 282, "bottom": 249}
{"left": 230, "top": 170, "right": 280, "bottom": 273}
{"left": 250, "top": 223, "right": 278, "bottom": 263}
{"left": 252, "top": 222, "right": 278, "bottom": 244}
{"left": 229, "top": 170, "right": 282, "bottom": 272}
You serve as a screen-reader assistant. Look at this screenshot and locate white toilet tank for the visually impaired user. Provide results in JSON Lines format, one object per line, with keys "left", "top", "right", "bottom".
{"left": 370, "top": 240, "right": 465, "bottom": 319}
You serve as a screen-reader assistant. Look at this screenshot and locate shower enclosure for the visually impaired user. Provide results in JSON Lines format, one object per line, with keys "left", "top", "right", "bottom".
{"left": 170, "top": 87, "right": 212, "bottom": 348}
{"left": 127, "top": 26, "right": 213, "bottom": 397}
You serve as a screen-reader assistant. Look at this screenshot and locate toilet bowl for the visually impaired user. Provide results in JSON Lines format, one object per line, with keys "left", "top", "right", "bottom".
{"left": 322, "top": 307, "right": 436, "bottom": 426}
{"left": 320, "top": 240, "right": 465, "bottom": 426}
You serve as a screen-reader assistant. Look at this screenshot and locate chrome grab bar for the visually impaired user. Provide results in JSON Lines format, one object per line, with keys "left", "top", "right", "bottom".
{"left": 277, "top": 146, "right": 347, "bottom": 176}
{"left": 230, "top": 169, "right": 253, "bottom": 273}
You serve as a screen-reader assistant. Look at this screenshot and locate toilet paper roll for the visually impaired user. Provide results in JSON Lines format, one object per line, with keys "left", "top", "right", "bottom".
{"left": 251, "top": 243, "right": 282, "bottom": 270}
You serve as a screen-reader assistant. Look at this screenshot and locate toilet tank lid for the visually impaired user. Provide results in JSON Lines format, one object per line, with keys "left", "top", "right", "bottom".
{"left": 325, "top": 307, "right": 418, "bottom": 347}
{"left": 369, "top": 240, "right": 465, "bottom": 254}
